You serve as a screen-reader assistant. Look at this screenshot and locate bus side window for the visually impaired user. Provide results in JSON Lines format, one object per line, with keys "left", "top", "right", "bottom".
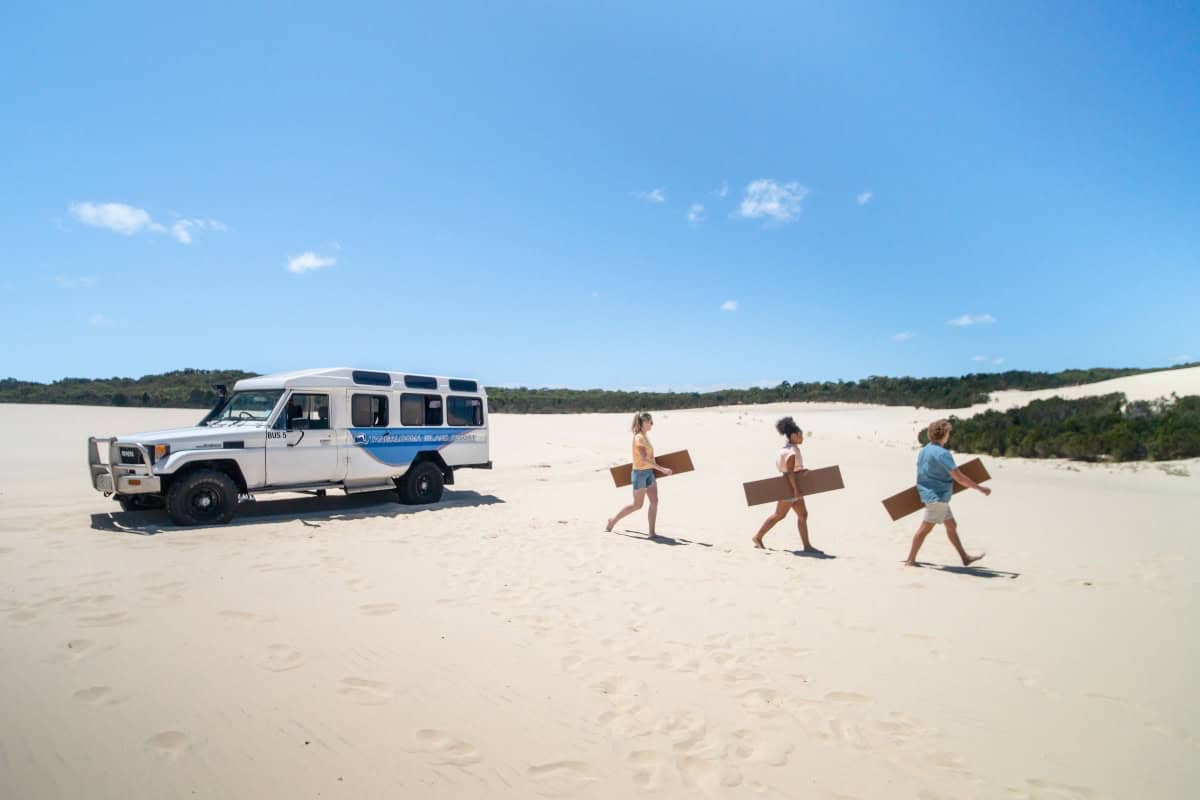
{"left": 400, "top": 393, "right": 441, "bottom": 426}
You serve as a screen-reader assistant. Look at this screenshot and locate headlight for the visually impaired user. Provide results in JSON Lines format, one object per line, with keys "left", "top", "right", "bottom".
{"left": 151, "top": 444, "right": 170, "bottom": 463}
{"left": 118, "top": 446, "right": 143, "bottom": 464}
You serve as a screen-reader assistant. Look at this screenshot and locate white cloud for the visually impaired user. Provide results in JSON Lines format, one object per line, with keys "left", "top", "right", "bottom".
{"left": 973, "top": 355, "right": 1007, "bottom": 365}
{"left": 857, "top": 191, "right": 873, "bottom": 206}
{"left": 715, "top": 182, "right": 729, "bottom": 198}
{"left": 737, "top": 179, "right": 808, "bottom": 223}
{"left": 993, "top": 357, "right": 1006, "bottom": 365}
{"left": 892, "top": 331, "right": 914, "bottom": 342}
{"left": 720, "top": 300, "right": 738, "bottom": 312}
{"left": 55, "top": 275, "right": 97, "bottom": 289}
{"left": 169, "top": 218, "right": 227, "bottom": 244}
{"left": 70, "top": 202, "right": 159, "bottom": 236}
{"left": 287, "top": 251, "right": 337, "bottom": 273}
{"left": 69, "top": 201, "right": 225, "bottom": 245}
{"left": 88, "top": 313, "right": 116, "bottom": 327}
{"left": 687, "top": 203, "right": 705, "bottom": 223}
{"left": 972, "top": 355, "right": 989, "bottom": 362}
{"left": 947, "top": 313, "right": 996, "bottom": 327}
{"left": 634, "top": 187, "right": 666, "bottom": 203}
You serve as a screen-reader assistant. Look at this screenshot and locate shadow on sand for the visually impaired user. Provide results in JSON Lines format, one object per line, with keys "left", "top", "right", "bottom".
{"left": 913, "top": 562, "right": 1020, "bottom": 579}
{"left": 612, "top": 530, "right": 714, "bottom": 548}
{"left": 89, "top": 489, "right": 505, "bottom": 536}
{"left": 777, "top": 548, "right": 837, "bottom": 560}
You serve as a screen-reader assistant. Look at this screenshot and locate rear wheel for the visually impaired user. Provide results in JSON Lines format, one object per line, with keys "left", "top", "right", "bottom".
{"left": 398, "top": 461, "right": 445, "bottom": 504}
{"left": 165, "top": 469, "right": 239, "bottom": 526}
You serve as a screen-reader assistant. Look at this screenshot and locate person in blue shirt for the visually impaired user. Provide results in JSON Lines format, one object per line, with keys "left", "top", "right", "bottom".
{"left": 904, "top": 419, "right": 991, "bottom": 567}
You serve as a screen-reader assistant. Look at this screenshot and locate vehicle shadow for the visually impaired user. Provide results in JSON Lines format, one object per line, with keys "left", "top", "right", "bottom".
{"left": 89, "top": 489, "right": 505, "bottom": 536}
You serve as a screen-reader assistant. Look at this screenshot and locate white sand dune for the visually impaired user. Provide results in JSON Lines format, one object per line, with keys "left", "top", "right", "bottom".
{"left": 1, "top": 368, "right": 1197, "bottom": 799}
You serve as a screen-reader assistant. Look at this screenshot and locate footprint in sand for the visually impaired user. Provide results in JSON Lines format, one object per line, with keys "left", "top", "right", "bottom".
{"left": 414, "top": 729, "right": 482, "bottom": 766}
{"left": 627, "top": 750, "right": 667, "bottom": 790}
{"left": 219, "top": 610, "right": 257, "bottom": 621}
{"left": 144, "top": 730, "right": 190, "bottom": 760}
{"left": 824, "top": 691, "right": 871, "bottom": 704}
{"left": 358, "top": 603, "right": 399, "bottom": 616}
{"left": 729, "top": 729, "right": 793, "bottom": 766}
{"left": 676, "top": 755, "right": 743, "bottom": 793}
{"left": 145, "top": 582, "right": 187, "bottom": 602}
{"left": 826, "top": 719, "right": 870, "bottom": 749}
{"left": 78, "top": 611, "right": 129, "bottom": 627}
{"left": 723, "top": 666, "right": 765, "bottom": 685}
{"left": 590, "top": 674, "right": 645, "bottom": 699}
{"left": 64, "top": 639, "right": 97, "bottom": 661}
{"left": 338, "top": 677, "right": 393, "bottom": 705}
{"left": 73, "top": 686, "right": 113, "bottom": 704}
{"left": 1022, "top": 778, "right": 1101, "bottom": 799}
{"left": 739, "top": 687, "right": 784, "bottom": 715}
{"left": 258, "top": 644, "right": 305, "bottom": 672}
{"left": 660, "top": 713, "right": 709, "bottom": 753}
{"left": 526, "top": 760, "right": 597, "bottom": 794}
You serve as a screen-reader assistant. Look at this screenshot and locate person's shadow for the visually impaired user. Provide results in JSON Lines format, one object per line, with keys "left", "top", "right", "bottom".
{"left": 612, "top": 530, "right": 714, "bottom": 548}
{"left": 779, "top": 548, "right": 837, "bottom": 560}
{"left": 911, "top": 562, "right": 1019, "bottom": 579}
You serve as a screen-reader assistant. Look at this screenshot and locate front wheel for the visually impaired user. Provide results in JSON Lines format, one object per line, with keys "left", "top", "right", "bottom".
{"left": 398, "top": 461, "right": 445, "bottom": 505}
{"left": 165, "top": 469, "right": 239, "bottom": 526}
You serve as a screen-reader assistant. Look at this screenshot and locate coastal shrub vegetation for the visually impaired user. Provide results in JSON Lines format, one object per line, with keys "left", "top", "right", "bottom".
{"left": 926, "top": 393, "right": 1200, "bottom": 461}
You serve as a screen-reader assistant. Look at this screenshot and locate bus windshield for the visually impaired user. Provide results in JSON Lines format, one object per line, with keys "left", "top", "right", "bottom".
{"left": 207, "top": 390, "right": 284, "bottom": 424}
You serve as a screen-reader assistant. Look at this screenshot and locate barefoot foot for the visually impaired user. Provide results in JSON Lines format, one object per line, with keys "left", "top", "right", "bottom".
{"left": 963, "top": 552, "right": 985, "bottom": 566}
{"left": 904, "top": 560, "right": 921, "bottom": 567}
{"left": 802, "top": 546, "right": 825, "bottom": 555}
{"left": 752, "top": 537, "right": 765, "bottom": 549}
{"left": 605, "top": 518, "right": 615, "bottom": 532}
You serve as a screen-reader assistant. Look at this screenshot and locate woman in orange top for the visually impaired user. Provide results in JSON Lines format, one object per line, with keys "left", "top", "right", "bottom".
{"left": 606, "top": 412, "right": 673, "bottom": 536}
{"left": 752, "top": 416, "right": 822, "bottom": 552}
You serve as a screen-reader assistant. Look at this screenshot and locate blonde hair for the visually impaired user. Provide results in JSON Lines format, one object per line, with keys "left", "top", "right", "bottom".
{"left": 631, "top": 412, "right": 653, "bottom": 433}
{"left": 927, "top": 419, "right": 952, "bottom": 443}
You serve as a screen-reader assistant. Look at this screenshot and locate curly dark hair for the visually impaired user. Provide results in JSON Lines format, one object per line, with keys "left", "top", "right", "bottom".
{"left": 776, "top": 416, "right": 801, "bottom": 437}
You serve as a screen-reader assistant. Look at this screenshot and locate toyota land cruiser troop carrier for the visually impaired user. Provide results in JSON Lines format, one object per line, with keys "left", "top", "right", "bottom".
{"left": 87, "top": 368, "right": 491, "bottom": 526}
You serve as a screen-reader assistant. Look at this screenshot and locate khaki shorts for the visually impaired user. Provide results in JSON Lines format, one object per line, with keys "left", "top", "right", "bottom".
{"left": 922, "top": 502, "right": 955, "bottom": 524}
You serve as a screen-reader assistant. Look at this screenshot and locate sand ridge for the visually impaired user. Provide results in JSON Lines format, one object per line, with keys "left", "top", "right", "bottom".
{"left": 1, "top": 367, "right": 1198, "bottom": 798}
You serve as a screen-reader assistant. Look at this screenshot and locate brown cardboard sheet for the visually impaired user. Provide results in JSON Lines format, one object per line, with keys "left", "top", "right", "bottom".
{"left": 881, "top": 458, "right": 991, "bottom": 521}
{"left": 610, "top": 450, "right": 695, "bottom": 488}
{"left": 742, "top": 466, "right": 845, "bottom": 506}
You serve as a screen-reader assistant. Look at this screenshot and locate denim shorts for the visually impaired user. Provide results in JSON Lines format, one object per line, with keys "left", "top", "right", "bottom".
{"left": 631, "top": 468, "right": 656, "bottom": 490}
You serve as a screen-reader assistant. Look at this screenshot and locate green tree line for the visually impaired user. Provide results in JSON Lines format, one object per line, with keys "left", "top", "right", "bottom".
{"left": 923, "top": 393, "right": 1200, "bottom": 461}
{"left": 0, "top": 369, "right": 256, "bottom": 409}
{"left": 0, "top": 364, "right": 1194, "bottom": 414}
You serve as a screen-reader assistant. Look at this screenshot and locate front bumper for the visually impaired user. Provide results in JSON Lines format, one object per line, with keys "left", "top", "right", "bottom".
{"left": 88, "top": 437, "right": 162, "bottom": 495}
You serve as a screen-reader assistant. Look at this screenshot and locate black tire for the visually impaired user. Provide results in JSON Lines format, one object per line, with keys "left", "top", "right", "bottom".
{"left": 116, "top": 494, "right": 165, "bottom": 512}
{"left": 165, "top": 469, "right": 239, "bottom": 526}
{"left": 398, "top": 461, "right": 445, "bottom": 505}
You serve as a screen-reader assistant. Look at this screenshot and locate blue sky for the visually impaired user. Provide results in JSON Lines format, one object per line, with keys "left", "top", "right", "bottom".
{"left": 1, "top": 1, "right": 1197, "bottom": 389}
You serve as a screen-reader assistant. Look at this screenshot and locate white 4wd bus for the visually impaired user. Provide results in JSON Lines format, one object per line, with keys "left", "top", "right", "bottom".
{"left": 87, "top": 368, "right": 491, "bottom": 526}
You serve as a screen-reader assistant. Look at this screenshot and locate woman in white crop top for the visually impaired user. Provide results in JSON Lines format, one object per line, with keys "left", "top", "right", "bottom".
{"left": 752, "top": 416, "right": 823, "bottom": 553}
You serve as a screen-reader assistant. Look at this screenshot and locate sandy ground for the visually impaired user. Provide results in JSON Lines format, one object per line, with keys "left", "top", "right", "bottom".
{"left": 1, "top": 368, "right": 1198, "bottom": 799}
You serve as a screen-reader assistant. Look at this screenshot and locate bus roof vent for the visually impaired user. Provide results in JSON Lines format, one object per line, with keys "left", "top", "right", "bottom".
{"left": 404, "top": 375, "right": 438, "bottom": 390}
{"left": 352, "top": 370, "right": 392, "bottom": 387}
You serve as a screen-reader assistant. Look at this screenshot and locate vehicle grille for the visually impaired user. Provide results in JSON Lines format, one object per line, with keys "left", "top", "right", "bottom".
{"left": 118, "top": 446, "right": 144, "bottom": 465}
